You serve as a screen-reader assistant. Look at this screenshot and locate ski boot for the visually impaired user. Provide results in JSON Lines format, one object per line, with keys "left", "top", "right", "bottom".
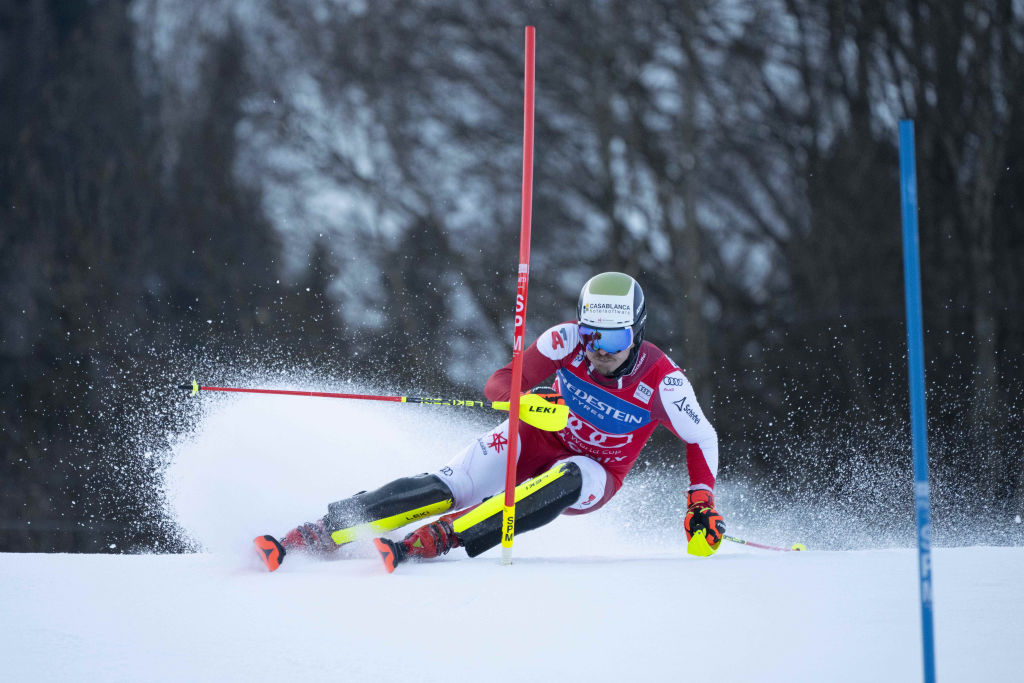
{"left": 256, "top": 474, "right": 455, "bottom": 572}
{"left": 254, "top": 517, "right": 338, "bottom": 572}
{"left": 373, "top": 515, "right": 461, "bottom": 573}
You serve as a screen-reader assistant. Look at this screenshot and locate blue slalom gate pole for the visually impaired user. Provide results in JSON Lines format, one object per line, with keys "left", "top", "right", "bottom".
{"left": 899, "top": 119, "right": 936, "bottom": 683}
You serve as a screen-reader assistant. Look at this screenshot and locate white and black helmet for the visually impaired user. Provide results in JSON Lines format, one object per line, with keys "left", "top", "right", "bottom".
{"left": 577, "top": 272, "right": 647, "bottom": 375}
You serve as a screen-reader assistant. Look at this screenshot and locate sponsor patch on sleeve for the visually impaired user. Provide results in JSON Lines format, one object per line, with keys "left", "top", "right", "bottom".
{"left": 538, "top": 324, "right": 577, "bottom": 361}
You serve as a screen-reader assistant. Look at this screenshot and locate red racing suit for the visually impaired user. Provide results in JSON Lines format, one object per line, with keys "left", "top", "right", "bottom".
{"left": 484, "top": 321, "right": 719, "bottom": 512}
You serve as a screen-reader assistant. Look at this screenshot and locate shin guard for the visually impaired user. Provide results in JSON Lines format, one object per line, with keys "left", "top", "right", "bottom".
{"left": 326, "top": 474, "right": 454, "bottom": 545}
{"left": 452, "top": 461, "right": 583, "bottom": 558}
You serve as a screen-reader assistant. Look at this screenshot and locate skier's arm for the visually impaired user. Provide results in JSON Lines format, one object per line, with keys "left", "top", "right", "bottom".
{"left": 653, "top": 371, "right": 719, "bottom": 492}
{"left": 654, "top": 370, "right": 725, "bottom": 554}
{"left": 484, "top": 323, "right": 575, "bottom": 401}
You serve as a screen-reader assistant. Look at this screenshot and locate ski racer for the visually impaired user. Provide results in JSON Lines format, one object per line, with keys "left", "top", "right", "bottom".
{"left": 254, "top": 272, "right": 725, "bottom": 572}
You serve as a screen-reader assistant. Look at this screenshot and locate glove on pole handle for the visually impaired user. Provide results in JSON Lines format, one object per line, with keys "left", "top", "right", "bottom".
{"left": 181, "top": 382, "right": 568, "bottom": 432}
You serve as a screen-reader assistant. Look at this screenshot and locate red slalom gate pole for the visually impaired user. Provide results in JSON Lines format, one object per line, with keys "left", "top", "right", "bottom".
{"left": 501, "top": 26, "right": 536, "bottom": 566}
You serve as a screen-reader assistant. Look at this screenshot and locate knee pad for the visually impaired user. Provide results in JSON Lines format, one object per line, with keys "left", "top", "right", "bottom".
{"left": 562, "top": 455, "right": 610, "bottom": 513}
{"left": 451, "top": 460, "right": 583, "bottom": 558}
{"left": 326, "top": 474, "right": 454, "bottom": 545}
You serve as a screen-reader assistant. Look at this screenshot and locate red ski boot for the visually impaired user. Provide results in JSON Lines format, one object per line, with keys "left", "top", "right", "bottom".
{"left": 279, "top": 518, "right": 338, "bottom": 555}
{"left": 373, "top": 516, "right": 461, "bottom": 573}
{"left": 255, "top": 518, "right": 338, "bottom": 572}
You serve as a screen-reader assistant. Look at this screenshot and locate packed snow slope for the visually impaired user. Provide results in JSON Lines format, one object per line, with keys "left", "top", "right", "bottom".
{"left": 3, "top": 392, "right": 1022, "bottom": 682}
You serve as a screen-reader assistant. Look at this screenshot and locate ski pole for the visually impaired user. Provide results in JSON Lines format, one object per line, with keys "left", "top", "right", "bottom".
{"left": 180, "top": 381, "right": 569, "bottom": 432}
{"left": 724, "top": 535, "right": 807, "bottom": 552}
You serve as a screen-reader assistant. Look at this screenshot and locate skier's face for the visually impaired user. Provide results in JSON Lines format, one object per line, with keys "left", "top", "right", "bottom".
{"left": 585, "top": 343, "right": 633, "bottom": 376}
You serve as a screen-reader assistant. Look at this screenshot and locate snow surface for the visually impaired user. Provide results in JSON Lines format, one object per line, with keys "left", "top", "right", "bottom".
{"left": 3, "top": 392, "right": 1022, "bottom": 682}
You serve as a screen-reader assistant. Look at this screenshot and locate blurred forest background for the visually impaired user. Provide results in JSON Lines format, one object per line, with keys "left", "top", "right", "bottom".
{"left": 1, "top": 0, "right": 1022, "bottom": 552}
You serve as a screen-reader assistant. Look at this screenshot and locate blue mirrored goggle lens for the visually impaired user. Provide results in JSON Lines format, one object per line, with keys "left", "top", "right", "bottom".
{"left": 578, "top": 325, "right": 633, "bottom": 353}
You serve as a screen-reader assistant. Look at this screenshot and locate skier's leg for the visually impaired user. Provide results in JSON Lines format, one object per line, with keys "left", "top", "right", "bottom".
{"left": 257, "top": 473, "right": 455, "bottom": 571}
{"left": 455, "top": 455, "right": 608, "bottom": 557}
{"left": 560, "top": 454, "right": 617, "bottom": 514}
{"left": 326, "top": 417, "right": 537, "bottom": 546}
{"left": 286, "top": 473, "right": 456, "bottom": 552}
{"left": 429, "top": 418, "right": 579, "bottom": 509}
{"left": 432, "top": 420, "right": 520, "bottom": 509}
{"left": 260, "top": 422, "right": 561, "bottom": 572}
{"left": 324, "top": 473, "right": 455, "bottom": 543}
{"left": 260, "top": 422, "right": 515, "bottom": 571}
{"left": 374, "top": 456, "right": 609, "bottom": 571}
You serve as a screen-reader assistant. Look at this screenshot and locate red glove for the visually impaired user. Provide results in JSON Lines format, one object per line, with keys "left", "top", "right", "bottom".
{"left": 684, "top": 489, "right": 725, "bottom": 555}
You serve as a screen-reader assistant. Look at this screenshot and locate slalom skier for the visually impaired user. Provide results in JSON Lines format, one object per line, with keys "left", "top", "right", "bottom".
{"left": 254, "top": 272, "right": 724, "bottom": 572}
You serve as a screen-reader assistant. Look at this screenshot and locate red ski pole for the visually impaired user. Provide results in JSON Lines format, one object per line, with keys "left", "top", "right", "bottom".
{"left": 181, "top": 382, "right": 568, "bottom": 431}
{"left": 501, "top": 26, "right": 536, "bottom": 566}
{"left": 724, "top": 535, "right": 807, "bottom": 552}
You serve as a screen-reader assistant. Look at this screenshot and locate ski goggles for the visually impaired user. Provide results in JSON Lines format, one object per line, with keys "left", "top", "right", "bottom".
{"left": 578, "top": 324, "right": 634, "bottom": 354}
